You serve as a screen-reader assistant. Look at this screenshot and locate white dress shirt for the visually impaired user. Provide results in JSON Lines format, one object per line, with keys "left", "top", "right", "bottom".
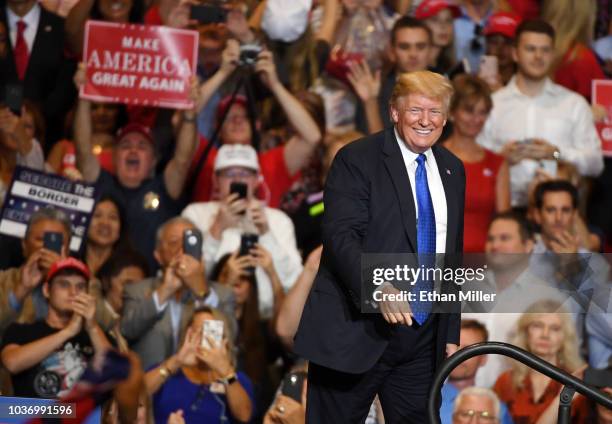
{"left": 394, "top": 128, "right": 448, "bottom": 253}
{"left": 182, "top": 201, "right": 303, "bottom": 319}
{"left": 6, "top": 3, "right": 40, "bottom": 52}
{"left": 477, "top": 77, "right": 604, "bottom": 207}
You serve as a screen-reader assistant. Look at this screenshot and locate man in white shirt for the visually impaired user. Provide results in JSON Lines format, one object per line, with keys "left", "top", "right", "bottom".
{"left": 477, "top": 19, "right": 603, "bottom": 208}
{"left": 182, "top": 144, "right": 303, "bottom": 319}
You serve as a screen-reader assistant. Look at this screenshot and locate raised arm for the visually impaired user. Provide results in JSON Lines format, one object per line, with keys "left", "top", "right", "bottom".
{"left": 73, "top": 65, "right": 101, "bottom": 182}
{"left": 255, "top": 50, "right": 322, "bottom": 175}
{"left": 315, "top": 0, "right": 340, "bottom": 45}
{"left": 65, "top": 0, "right": 95, "bottom": 56}
{"left": 163, "top": 79, "right": 200, "bottom": 200}
{"left": 195, "top": 39, "right": 239, "bottom": 114}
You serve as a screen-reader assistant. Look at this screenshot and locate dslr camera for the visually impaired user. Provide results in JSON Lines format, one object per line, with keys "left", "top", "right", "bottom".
{"left": 239, "top": 43, "right": 262, "bottom": 67}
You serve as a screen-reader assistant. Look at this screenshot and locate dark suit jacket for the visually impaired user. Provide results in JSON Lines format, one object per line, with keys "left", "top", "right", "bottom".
{"left": 294, "top": 127, "right": 465, "bottom": 374}
{"left": 0, "top": 4, "right": 76, "bottom": 145}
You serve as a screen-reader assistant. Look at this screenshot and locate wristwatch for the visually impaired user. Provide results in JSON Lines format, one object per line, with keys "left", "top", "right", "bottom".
{"left": 218, "top": 372, "right": 238, "bottom": 386}
{"left": 552, "top": 149, "right": 561, "bottom": 161}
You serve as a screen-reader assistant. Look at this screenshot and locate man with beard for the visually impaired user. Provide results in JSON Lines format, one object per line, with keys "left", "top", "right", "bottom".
{"left": 477, "top": 20, "right": 603, "bottom": 209}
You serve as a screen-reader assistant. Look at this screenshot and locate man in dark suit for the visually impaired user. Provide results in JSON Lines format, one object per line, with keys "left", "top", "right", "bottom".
{"left": 294, "top": 70, "right": 465, "bottom": 423}
{"left": 0, "top": 0, "right": 76, "bottom": 146}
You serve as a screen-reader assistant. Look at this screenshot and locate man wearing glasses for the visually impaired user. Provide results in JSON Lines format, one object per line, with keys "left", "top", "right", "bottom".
{"left": 452, "top": 387, "right": 501, "bottom": 424}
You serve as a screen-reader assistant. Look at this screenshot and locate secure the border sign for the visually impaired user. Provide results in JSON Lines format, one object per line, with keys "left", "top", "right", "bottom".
{"left": 0, "top": 167, "right": 97, "bottom": 252}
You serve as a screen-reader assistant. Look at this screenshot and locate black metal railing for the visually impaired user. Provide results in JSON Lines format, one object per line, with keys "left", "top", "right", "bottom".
{"left": 427, "top": 342, "right": 612, "bottom": 424}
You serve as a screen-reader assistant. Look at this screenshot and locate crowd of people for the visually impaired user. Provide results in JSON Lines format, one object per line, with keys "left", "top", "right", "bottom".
{"left": 0, "top": 0, "right": 611, "bottom": 422}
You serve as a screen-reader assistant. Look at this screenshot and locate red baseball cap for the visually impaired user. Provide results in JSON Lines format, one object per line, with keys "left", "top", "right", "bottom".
{"left": 115, "top": 123, "right": 155, "bottom": 145}
{"left": 414, "top": 0, "right": 460, "bottom": 20}
{"left": 483, "top": 12, "right": 522, "bottom": 39}
{"left": 46, "top": 257, "right": 91, "bottom": 283}
{"left": 216, "top": 94, "right": 248, "bottom": 122}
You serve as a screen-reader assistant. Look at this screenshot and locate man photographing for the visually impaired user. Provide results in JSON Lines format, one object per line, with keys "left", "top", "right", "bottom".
{"left": 294, "top": 71, "right": 465, "bottom": 423}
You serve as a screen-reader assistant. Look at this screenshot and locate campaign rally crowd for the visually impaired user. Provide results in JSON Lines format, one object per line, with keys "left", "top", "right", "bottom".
{"left": 0, "top": 0, "right": 611, "bottom": 422}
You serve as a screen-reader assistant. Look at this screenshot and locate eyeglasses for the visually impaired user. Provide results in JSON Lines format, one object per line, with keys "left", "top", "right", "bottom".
{"left": 454, "top": 409, "right": 498, "bottom": 423}
{"left": 217, "top": 169, "right": 256, "bottom": 179}
{"left": 470, "top": 24, "right": 483, "bottom": 52}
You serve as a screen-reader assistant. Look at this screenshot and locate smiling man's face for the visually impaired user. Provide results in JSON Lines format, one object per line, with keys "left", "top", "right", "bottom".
{"left": 390, "top": 93, "right": 446, "bottom": 153}
{"left": 114, "top": 132, "right": 155, "bottom": 189}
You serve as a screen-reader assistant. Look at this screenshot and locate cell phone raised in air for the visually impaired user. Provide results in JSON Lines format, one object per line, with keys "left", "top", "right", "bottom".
{"left": 202, "top": 319, "right": 224, "bottom": 349}
{"left": 190, "top": 5, "right": 227, "bottom": 24}
{"left": 183, "top": 228, "right": 203, "bottom": 259}
{"left": 43, "top": 232, "right": 63, "bottom": 254}
{"left": 239, "top": 233, "right": 258, "bottom": 257}
{"left": 281, "top": 371, "right": 307, "bottom": 403}
{"left": 230, "top": 182, "right": 248, "bottom": 200}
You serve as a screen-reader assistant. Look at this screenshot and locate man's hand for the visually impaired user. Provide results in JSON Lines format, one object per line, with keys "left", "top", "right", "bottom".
{"left": 72, "top": 293, "right": 96, "bottom": 330}
{"left": 38, "top": 248, "right": 63, "bottom": 274}
{"left": 15, "top": 251, "right": 44, "bottom": 301}
{"left": 255, "top": 50, "right": 281, "bottom": 90}
{"left": 379, "top": 284, "right": 413, "bottom": 326}
{"left": 521, "top": 139, "right": 558, "bottom": 160}
{"left": 446, "top": 343, "right": 459, "bottom": 358}
{"left": 501, "top": 141, "right": 528, "bottom": 165}
{"left": 157, "top": 264, "right": 183, "bottom": 303}
{"left": 249, "top": 201, "right": 269, "bottom": 235}
{"left": 64, "top": 312, "right": 84, "bottom": 338}
{"left": 264, "top": 395, "right": 305, "bottom": 424}
{"left": 347, "top": 60, "right": 381, "bottom": 102}
{"left": 549, "top": 230, "right": 579, "bottom": 254}
{"left": 174, "top": 253, "right": 207, "bottom": 297}
{"left": 212, "top": 193, "right": 247, "bottom": 236}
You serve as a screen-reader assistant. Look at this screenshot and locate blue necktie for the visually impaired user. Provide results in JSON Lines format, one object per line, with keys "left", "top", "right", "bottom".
{"left": 413, "top": 153, "right": 436, "bottom": 324}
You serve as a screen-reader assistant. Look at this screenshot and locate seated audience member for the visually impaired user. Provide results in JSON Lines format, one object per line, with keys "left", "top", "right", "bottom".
{"left": 493, "top": 301, "right": 589, "bottom": 423}
{"left": 0, "top": 208, "right": 71, "bottom": 332}
{"left": 541, "top": 0, "right": 606, "bottom": 102}
{"left": 83, "top": 196, "right": 131, "bottom": 276}
{"left": 275, "top": 246, "right": 322, "bottom": 350}
{"left": 47, "top": 102, "right": 125, "bottom": 178}
{"left": 441, "top": 320, "right": 514, "bottom": 424}
{"left": 482, "top": 12, "right": 521, "bottom": 90}
{"left": 444, "top": 74, "right": 510, "bottom": 252}
{"left": 189, "top": 40, "right": 322, "bottom": 207}
{"left": 182, "top": 144, "right": 302, "bottom": 318}
{"left": 0, "top": 104, "right": 46, "bottom": 206}
{"left": 0, "top": 258, "right": 111, "bottom": 398}
{"left": 477, "top": 19, "right": 603, "bottom": 209}
{"left": 121, "top": 217, "right": 235, "bottom": 370}
{"left": 414, "top": 0, "right": 460, "bottom": 74}
{"left": 452, "top": 387, "right": 502, "bottom": 424}
{"left": 144, "top": 306, "right": 254, "bottom": 424}
{"left": 73, "top": 69, "right": 200, "bottom": 271}
{"left": 583, "top": 362, "right": 612, "bottom": 423}
{"left": 96, "top": 248, "right": 149, "bottom": 351}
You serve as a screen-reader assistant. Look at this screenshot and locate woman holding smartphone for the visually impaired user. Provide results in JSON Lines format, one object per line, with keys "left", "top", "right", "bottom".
{"left": 144, "top": 306, "right": 254, "bottom": 424}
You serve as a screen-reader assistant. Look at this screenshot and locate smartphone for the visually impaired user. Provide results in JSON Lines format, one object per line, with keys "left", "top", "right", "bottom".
{"left": 239, "top": 233, "right": 258, "bottom": 257}
{"left": 478, "top": 55, "right": 499, "bottom": 83}
{"left": 183, "top": 228, "right": 203, "bottom": 259}
{"left": 1, "top": 84, "right": 23, "bottom": 116}
{"left": 230, "top": 182, "right": 248, "bottom": 200}
{"left": 202, "top": 319, "right": 224, "bottom": 349}
{"left": 43, "top": 231, "right": 63, "bottom": 254}
{"left": 281, "top": 371, "right": 307, "bottom": 403}
{"left": 190, "top": 5, "right": 227, "bottom": 24}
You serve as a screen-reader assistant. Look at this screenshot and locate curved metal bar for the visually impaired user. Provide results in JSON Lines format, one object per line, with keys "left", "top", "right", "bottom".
{"left": 427, "top": 342, "right": 612, "bottom": 423}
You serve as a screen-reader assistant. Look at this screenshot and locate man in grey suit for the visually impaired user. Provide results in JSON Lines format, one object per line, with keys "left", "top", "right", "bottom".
{"left": 121, "top": 217, "right": 235, "bottom": 369}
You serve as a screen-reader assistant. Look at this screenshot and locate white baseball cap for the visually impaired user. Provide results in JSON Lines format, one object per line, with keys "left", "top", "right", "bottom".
{"left": 214, "top": 144, "right": 260, "bottom": 172}
{"left": 261, "top": 0, "right": 312, "bottom": 43}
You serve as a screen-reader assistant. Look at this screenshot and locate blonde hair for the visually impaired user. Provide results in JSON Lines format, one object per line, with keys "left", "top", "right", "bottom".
{"left": 390, "top": 71, "right": 454, "bottom": 113}
{"left": 510, "top": 300, "right": 584, "bottom": 389}
{"left": 541, "top": 0, "right": 597, "bottom": 66}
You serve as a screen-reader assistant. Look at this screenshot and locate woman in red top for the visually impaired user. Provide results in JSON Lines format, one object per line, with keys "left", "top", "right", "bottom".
{"left": 444, "top": 75, "right": 510, "bottom": 253}
{"left": 493, "top": 300, "right": 589, "bottom": 424}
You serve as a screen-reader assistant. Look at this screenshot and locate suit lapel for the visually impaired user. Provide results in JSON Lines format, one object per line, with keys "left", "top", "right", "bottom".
{"left": 433, "top": 145, "right": 458, "bottom": 254}
{"left": 382, "top": 128, "right": 418, "bottom": 252}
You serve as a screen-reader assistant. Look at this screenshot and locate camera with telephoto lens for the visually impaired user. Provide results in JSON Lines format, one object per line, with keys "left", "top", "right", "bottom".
{"left": 239, "top": 43, "right": 262, "bottom": 67}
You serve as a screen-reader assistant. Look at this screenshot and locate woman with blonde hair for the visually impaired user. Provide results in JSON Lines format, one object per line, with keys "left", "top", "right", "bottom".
{"left": 541, "top": 0, "right": 605, "bottom": 101}
{"left": 145, "top": 306, "right": 254, "bottom": 424}
{"left": 493, "top": 300, "right": 589, "bottom": 423}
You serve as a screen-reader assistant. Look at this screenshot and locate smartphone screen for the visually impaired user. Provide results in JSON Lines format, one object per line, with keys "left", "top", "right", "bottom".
{"left": 43, "top": 232, "right": 63, "bottom": 254}
{"left": 230, "top": 182, "right": 248, "bottom": 200}
{"left": 202, "top": 319, "right": 224, "bottom": 349}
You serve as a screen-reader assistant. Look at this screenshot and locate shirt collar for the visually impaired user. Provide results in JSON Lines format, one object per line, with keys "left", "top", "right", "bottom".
{"left": 394, "top": 127, "right": 434, "bottom": 165}
{"left": 507, "top": 75, "right": 559, "bottom": 98}
{"left": 6, "top": 3, "right": 40, "bottom": 32}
